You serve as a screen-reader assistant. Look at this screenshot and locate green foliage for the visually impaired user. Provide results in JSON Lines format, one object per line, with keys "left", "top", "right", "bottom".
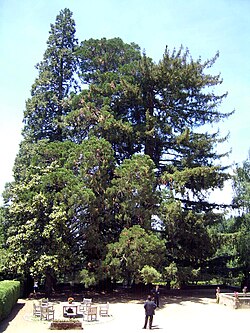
{"left": 107, "top": 154, "right": 159, "bottom": 230}
{"left": 140, "top": 265, "right": 162, "bottom": 284}
{"left": 223, "top": 154, "right": 250, "bottom": 286}
{"left": 77, "top": 37, "right": 141, "bottom": 84}
{"left": 0, "top": 280, "right": 20, "bottom": 321}
{"left": 104, "top": 225, "right": 166, "bottom": 283}
{"left": 77, "top": 269, "right": 96, "bottom": 288}
{"left": 0, "top": 248, "right": 9, "bottom": 277}
{"left": 233, "top": 155, "right": 250, "bottom": 212}
{"left": 4, "top": 141, "right": 94, "bottom": 284}
{"left": 0, "top": 208, "right": 5, "bottom": 247}
{"left": 75, "top": 39, "right": 231, "bottom": 171}
{"left": 159, "top": 199, "right": 215, "bottom": 265}
{"left": 164, "top": 262, "right": 200, "bottom": 288}
{"left": 162, "top": 165, "right": 229, "bottom": 200}
{"left": 2, "top": 9, "right": 234, "bottom": 289}
{"left": 3, "top": 136, "right": 117, "bottom": 290}
{"left": 23, "top": 8, "right": 78, "bottom": 142}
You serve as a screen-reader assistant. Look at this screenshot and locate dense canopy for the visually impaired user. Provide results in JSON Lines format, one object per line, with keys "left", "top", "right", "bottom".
{"left": 1, "top": 8, "right": 244, "bottom": 293}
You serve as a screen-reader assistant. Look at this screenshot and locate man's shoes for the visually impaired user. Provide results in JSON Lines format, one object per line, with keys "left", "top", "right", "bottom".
{"left": 142, "top": 327, "right": 146, "bottom": 329}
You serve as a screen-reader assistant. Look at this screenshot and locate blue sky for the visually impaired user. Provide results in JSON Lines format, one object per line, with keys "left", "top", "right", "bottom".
{"left": 0, "top": 0, "right": 249, "bottom": 204}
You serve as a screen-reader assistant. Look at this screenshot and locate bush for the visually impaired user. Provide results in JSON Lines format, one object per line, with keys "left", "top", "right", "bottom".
{"left": 0, "top": 280, "right": 20, "bottom": 321}
{"left": 140, "top": 265, "right": 162, "bottom": 284}
{"left": 77, "top": 269, "right": 97, "bottom": 288}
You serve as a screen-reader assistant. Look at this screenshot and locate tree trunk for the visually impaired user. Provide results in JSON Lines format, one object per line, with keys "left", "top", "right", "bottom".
{"left": 45, "top": 271, "right": 55, "bottom": 297}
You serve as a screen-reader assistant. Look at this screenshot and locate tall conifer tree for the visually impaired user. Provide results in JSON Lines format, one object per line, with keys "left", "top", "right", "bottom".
{"left": 2, "top": 14, "right": 235, "bottom": 290}
{"left": 23, "top": 8, "right": 78, "bottom": 142}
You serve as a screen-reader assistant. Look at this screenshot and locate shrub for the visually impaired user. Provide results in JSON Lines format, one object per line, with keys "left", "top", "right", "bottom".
{"left": 140, "top": 265, "right": 162, "bottom": 284}
{"left": 0, "top": 280, "right": 20, "bottom": 321}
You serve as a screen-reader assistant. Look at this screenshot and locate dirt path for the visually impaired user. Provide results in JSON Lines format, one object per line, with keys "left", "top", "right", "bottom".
{"left": 1, "top": 295, "right": 250, "bottom": 333}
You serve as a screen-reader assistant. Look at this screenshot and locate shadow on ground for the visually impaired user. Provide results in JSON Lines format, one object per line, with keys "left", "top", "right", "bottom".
{"left": 29, "top": 287, "right": 232, "bottom": 307}
{"left": 0, "top": 302, "right": 25, "bottom": 332}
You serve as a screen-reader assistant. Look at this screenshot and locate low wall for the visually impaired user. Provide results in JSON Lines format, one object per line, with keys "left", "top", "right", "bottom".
{"left": 219, "top": 293, "right": 250, "bottom": 309}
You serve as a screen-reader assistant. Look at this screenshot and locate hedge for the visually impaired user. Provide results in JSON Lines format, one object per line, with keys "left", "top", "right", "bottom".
{"left": 0, "top": 280, "right": 20, "bottom": 321}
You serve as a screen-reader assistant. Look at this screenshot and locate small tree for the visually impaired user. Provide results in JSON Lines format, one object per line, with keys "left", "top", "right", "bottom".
{"left": 164, "top": 262, "right": 200, "bottom": 288}
{"left": 140, "top": 265, "right": 162, "bottom": 285}
{"left": 104, "top": 225, "right": 166, "bottom": 285}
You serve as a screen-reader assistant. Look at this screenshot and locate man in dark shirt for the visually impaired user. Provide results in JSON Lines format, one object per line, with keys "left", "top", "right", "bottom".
{"left": 143, "top": 295, "right": 157, "bottom": 329}
{"left": 153, "top": 285, "right": 160, "bottom": 307}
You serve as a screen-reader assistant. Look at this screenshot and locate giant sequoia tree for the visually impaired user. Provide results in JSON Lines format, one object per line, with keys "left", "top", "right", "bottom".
{"left": 2, "top": 8, "right": 233, "bottom": 290}
{"left": 23, "top": 8, "right": 78, "bottom": 142}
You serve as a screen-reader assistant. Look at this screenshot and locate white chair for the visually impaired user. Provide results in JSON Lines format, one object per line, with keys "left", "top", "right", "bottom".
{"left": 82, "top": 298, "right": 92, "bottom": 305}
{"left": 99, "top": 302, "right": 109, "bottom": 316}
{"left": 39, "top": 298, "right": 49, "bottom": 305}
{"left": 80, "top": 298, "right": 92, "bottom": 313}
{"left": 33, "top": 302, "right": 41, "bottom": 317}
{"left": 85, "top": 306, "right": 97, "bottom": 321}
{"left": 40, "top": 305, "right": 55, "bottom": 320}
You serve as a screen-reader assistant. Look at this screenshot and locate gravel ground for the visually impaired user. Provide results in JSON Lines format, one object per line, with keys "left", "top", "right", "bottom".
{"left": 1, "top": 294, "right": 250, "bottom": 333}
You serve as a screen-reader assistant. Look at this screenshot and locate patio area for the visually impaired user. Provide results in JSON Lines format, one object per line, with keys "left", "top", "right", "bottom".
{"left": 1, "top": 291, "right": 250, "bottom": 333}
{"left": 28, "top": 297, "right": 114, "bottom": 326}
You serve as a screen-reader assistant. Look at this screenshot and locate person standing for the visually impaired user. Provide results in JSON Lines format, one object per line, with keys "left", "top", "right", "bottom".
{"left": 143, "top": 295, "right": 157, "bottom": 329}
{"left": 33, "top": 280, "right": 38, "bottom": 294}
{"left": 153, "top": 285, "right": 160, "bottom": 307}
{"left": 215, "top": 286, "right": 220, "bottom": 304}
